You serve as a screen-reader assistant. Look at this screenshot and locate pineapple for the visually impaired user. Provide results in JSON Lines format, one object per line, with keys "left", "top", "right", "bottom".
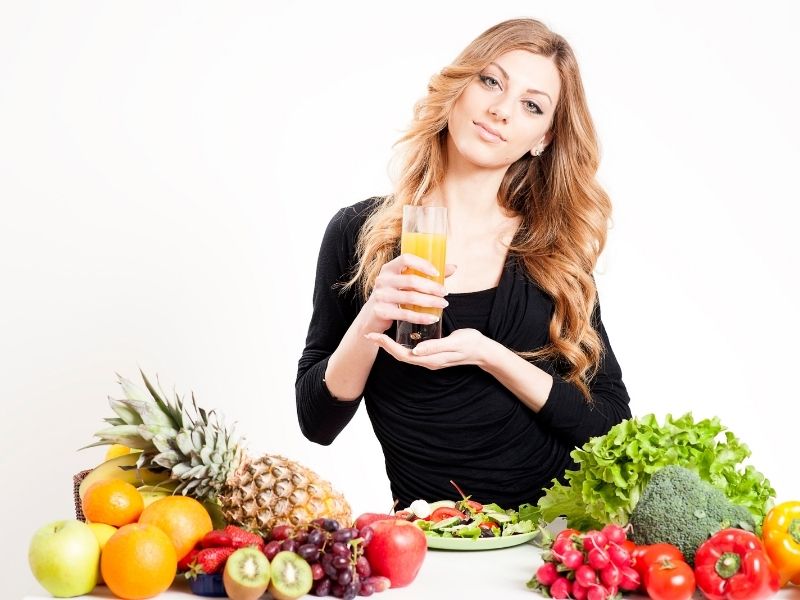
{"left": 85, "top": 371, "right": 351, "bottom": 533}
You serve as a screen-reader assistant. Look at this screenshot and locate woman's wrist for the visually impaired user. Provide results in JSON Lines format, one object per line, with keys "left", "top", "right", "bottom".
{"left": 476, "top": 336, "right": 505, "bottom": 371}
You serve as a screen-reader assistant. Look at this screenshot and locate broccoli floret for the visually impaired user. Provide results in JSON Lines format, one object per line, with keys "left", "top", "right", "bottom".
{"left": 629, "top": 465, "right": 755, "bottom": 565}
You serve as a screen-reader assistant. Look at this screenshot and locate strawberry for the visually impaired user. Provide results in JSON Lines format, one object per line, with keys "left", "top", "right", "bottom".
{"left": 199, "top": 529, "right": 233, "bottom": 548}
{"left": 186, "top": 546, "right": 236, "bottom": 577}
{"left": 177, "top": 547, "right": 200, "bottom": 572}
{"left": 224, "top": 525, "right": 264, "bottom": 549}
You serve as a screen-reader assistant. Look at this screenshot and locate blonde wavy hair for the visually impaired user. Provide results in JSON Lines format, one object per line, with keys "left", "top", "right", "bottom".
{"left": 347, "top": 18, "right": 611, "bottom": 400}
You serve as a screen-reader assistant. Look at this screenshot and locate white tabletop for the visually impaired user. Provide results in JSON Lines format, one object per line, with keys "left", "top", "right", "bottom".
{"left": 22, "top": 543, "right": 800, "bottom": 600}
{"left": 23, "top": 542, "right": 546, "bottom": 599}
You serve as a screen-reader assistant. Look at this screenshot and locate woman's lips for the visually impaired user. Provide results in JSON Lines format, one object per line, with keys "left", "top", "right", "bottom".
{"left": 473, "top": 121, "right": 505, "bottom": 143}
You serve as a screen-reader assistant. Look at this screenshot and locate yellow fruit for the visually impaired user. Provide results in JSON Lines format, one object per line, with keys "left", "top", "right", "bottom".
{"left": 138, "top": 496, "right": 212, "bottom": 561}
{"left": 104, "top": 444, "right": 133, "bottom": 461}
{"left": 87, "top": 523, "right": 117, "bottom": 585}
{"left": 101, "top": 523, "right": 176, "bottom": 599}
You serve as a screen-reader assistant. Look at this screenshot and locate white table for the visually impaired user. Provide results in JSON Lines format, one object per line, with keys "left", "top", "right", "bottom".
{"left": 23, "top": 542, "right": 545, "bottom": 599}
{"left": 22, "top": 543, "right": 800, "bottom": 600}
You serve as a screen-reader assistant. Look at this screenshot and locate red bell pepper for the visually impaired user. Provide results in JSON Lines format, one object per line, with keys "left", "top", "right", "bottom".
{"left": 694, "top": 528, "right": 780, "bottom": 600}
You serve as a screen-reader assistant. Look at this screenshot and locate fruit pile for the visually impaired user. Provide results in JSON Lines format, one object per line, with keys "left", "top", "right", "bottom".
{"left": 28, "top": 372, "right": 429, "bottom": 599}
{"left": 529, "top": 525, "right": 641, "bottom": 600}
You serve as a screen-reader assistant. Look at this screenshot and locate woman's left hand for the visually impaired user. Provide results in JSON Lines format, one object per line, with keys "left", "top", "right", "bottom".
{"left": 364, "top": 328, "right": 494, "bottom": 370}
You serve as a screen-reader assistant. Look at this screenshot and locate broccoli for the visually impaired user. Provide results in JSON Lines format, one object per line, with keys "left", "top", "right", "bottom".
{"left": 628, "top": 464, "right": 755, "bottom": 565}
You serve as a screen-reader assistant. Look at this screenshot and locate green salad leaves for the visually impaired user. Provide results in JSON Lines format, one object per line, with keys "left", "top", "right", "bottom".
{"left": 537, "top": 413, "right": 774, "bottom": 530}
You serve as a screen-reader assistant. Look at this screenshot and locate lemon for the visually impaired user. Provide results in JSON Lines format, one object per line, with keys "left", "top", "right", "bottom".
{"left": 87, "top": 522, "right": 117, "bottom": 585}
{"left": 104, "top": 444, "right": 132, "bottom": 461}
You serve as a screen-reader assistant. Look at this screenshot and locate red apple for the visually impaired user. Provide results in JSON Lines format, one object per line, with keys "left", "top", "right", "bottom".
{"left": 363, "top": 519, "right": 427, "bottom": 588}
{"left": 354, "top": 512, "right": 394, "bottom": 530}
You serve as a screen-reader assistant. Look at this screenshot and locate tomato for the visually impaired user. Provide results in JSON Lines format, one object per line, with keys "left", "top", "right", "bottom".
{"left": 632, "top": 543, "right": 685, "bottom": 586}
{"left": 620, "top": 540, "right": 637, "bottom": 554}
{"left": 645, "top": 559, "right": 696, "bottom": 600}
{"left": 555, "top": 528, "right": 581, "bottom": 542}
{"left": 429, "top": 507, "right": 466, "bottom": 522}
{"left": 477, "top": 521, "right": 497, "bottom": 530}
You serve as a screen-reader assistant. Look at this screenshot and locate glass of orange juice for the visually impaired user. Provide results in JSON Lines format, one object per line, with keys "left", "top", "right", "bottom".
{"left": 396, "top": 205, "right": 447, "bottom": 349}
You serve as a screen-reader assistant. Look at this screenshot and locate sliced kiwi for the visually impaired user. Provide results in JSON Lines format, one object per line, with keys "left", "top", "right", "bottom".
{"left": 268, "top": 551, "right": 313, "bottom": 600}
{"left": 223, "top": 547, "right": 271, "bottom": 600}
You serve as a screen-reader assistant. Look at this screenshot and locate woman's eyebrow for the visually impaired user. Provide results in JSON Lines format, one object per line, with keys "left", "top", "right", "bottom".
{"left": 489, "top": 61, "right": 552, "bottom": 105}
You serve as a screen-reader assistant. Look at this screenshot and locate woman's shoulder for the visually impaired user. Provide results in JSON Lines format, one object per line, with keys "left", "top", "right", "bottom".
{"left": 327, "top": 196, "right": 385, "bottom": 240}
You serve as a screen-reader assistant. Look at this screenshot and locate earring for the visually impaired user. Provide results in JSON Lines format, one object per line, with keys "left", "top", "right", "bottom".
{"left": 532, "top": 143, "right": 545, "bottom": 157}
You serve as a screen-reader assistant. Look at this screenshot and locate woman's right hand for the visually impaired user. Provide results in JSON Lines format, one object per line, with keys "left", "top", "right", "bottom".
{"left": 360, "top": 253, "right": 455, "bottom": 335}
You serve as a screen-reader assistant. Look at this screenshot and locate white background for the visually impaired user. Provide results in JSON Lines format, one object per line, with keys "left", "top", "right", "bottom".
{"left": 3, "top": 2, "right": 799, "bottom": 597}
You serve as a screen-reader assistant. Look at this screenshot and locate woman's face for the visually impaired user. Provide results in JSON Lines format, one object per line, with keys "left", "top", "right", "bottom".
{"left": 447, "top": 49, "right": 561, "bottom": 169}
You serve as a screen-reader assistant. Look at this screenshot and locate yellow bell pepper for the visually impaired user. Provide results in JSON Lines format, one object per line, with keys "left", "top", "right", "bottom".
{"left": 762, "top": 500, "right": 800, "bottom": 586}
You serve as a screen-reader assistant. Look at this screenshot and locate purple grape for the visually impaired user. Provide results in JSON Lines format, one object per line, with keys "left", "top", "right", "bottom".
{"left": 338, "top": 568, "right": 353, "bottom": 586}
{"left": 332, "top": 542, "right": 349, "bottom": 557}
{"left": 295, "top": 530, "right": 309, "bottom": 544}
{"left": 323, "top": 518, "right": 340, "bottom": 532}
{"left": 355, "top": 556, "right": 371, "bottom": 578}
{"left": 359, "top": 527, "right": 374, "bottom": 546}
{"left": 263, "top": 540, "right": 281, "bottom": 561}
{"left": 323, "top": 562, "right": 338, "bottom": 579}
{"left": 280, "top": 539, "right": 299, "bottom": 553}
{"left": 359, "top": 581, "right": 375, "bottom": 597}
{"left": 344, "top": 581, "right": 359, "bottom": 600}
{"left": 308, "top": 528, "right": 324, "bottom": 546}
{"left": 298, "top": 543, "right": 319, "bottom": 562}
{"left": 332, "top": 555, "right": 350, "bottom": 570}
{"left": 334, "top": 528, "right": 357, "bottom": 543}
{"left": 332, "top": 583, "right": 345, "bottom": 598}
{"left": 311, "top": 563, "right": 325, "bottom": 581}
{"left": 314, "top": 578, "right": 331, "bottom": 596}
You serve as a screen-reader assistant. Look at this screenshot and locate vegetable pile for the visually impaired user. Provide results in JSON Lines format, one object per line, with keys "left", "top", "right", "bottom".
{"left": 536, "top": 413, "right": 774, "bottom": 531}
{"left": 525, "top": 412, "right": 799, "bottom": 600}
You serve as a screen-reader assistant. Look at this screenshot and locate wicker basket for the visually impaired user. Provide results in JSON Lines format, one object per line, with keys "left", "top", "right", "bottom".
{"left": 73, "top": 469, "right": 91, "bottom": 522}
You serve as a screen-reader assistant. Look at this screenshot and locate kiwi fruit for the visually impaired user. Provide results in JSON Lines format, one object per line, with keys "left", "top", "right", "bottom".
{"left": 223, "top": 547, "right": 271, "bottom": 600}
{"left": 268, "top": 551, "right": 313, "bottom": 600}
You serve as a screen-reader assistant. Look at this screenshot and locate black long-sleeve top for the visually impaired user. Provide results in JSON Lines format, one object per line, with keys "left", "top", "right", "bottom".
{"left": 296, "top": 198, "right": 631, "bottom": 508}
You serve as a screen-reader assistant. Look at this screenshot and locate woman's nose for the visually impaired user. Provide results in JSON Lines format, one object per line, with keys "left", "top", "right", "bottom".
{"left": 489, "top": 102, "right": 510, "bottom": 121}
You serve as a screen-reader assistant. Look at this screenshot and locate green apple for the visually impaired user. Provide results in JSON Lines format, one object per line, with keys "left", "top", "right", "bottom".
{"left": 28, "top": 519, "right": 100, "bottom": 597}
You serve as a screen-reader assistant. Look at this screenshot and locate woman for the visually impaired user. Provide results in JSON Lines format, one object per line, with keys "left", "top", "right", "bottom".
{"left": 296, "top": 18, "right": 631, "bottom": 509}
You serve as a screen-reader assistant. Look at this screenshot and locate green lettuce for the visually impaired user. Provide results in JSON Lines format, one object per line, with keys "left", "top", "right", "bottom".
{"left": 537, "top": 413, "right": 775, "bottom": 530}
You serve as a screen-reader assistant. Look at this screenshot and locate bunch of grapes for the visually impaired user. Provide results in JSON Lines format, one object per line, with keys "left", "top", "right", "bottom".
{"left": 528, "top": 524, "right": 641, "bottom": 600}
{"left": 264, "top": 518, "right": 390, "bottom": 599}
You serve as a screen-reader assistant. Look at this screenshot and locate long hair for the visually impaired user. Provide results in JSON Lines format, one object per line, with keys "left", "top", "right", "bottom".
{"left": 346, "top": 19, "right": 611, "bottom": 400}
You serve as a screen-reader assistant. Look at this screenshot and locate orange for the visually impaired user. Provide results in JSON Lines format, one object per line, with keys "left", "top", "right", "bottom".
{"left": 101, "top": 523, "right": 177, "bottom": 599}
{"left": 138, "top": 495, "right": 212, "bottom": 560}
{"left": 82, "top": 480, "right": 144, "bottom": 526}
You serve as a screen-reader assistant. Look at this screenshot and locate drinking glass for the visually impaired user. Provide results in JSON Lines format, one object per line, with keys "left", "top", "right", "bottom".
{"left": 395, "top": 205, "right": 448, "bottom": 349}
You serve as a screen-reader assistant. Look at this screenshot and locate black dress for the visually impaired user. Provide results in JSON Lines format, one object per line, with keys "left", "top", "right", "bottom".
{"left": 296, "top": 198, "right": 631, "bottom": 508}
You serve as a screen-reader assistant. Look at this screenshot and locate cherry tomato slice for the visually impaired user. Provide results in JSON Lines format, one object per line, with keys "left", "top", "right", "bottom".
{"left": 429, "top": 507, "right": 467, "bottom": 522}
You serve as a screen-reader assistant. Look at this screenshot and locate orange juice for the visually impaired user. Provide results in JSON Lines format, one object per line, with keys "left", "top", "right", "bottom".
{"left": 400, "top": 231, "right": 447, "bottom": 316}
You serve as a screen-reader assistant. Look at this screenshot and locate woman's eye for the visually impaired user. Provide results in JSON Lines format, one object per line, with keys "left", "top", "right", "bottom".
{"left": 479, "top": 75, "right": 500, "bottom": 88}
{"left": 524, "top": 100, "right": 543, "bottom": 115}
